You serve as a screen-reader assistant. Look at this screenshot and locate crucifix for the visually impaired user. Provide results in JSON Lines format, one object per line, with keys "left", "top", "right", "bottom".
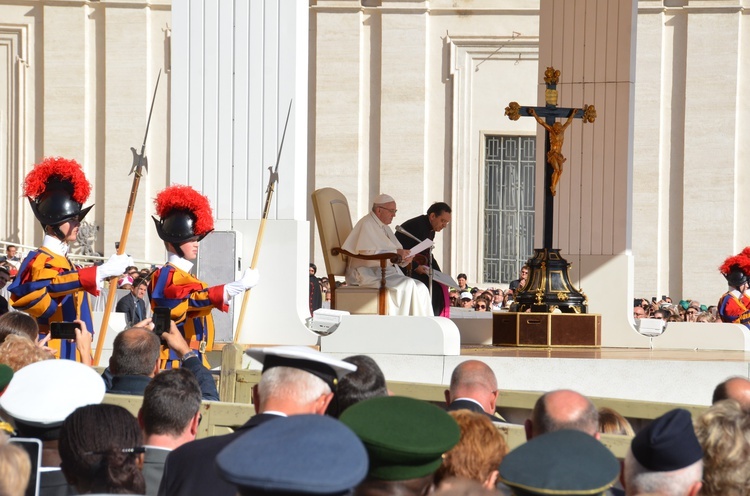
{"left": 501, "top": 67, "right": 596, "bottom": 314}
{"left": 505, "top": 66, "right": 596, "bottom": 250}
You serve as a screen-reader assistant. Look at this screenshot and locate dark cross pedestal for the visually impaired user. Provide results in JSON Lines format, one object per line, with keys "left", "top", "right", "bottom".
{"left": 504, "top": 67, "right": 597, "bottom": 314}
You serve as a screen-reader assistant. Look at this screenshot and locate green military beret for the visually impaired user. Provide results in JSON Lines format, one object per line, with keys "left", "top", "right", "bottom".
{"left": 499, "top": 430, "right": 619, "bottom": 496}
{"left": 0, "top": 364, "right": 12, "bottom": 391}
{"left": 339, "top": 396, "right": 460, "bottom": 481}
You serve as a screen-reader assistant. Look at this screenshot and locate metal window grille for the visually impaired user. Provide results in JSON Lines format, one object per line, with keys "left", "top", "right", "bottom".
{"left": 483, "top": 136, "right": 536, "bottom": 284}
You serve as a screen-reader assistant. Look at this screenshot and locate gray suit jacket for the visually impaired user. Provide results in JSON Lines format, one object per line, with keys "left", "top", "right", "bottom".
{"left": 40, "top": 468, "right": 76, "bottom": 496}
{"left": 143, "top": 447, "right": 171, "bottom": 496}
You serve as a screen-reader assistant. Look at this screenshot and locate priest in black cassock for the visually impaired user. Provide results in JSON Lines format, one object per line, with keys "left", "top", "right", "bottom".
{"left": 395, "top": 202, "right": 452, "bottom": 316}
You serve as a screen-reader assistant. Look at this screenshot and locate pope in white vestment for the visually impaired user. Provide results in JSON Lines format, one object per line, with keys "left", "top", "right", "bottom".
{"left": 341, "top": 194, "right": 433, "bottom": 316}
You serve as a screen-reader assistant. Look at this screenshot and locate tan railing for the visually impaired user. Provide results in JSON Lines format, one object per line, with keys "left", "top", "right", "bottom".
{"left": 97, "top": 344, "right": 708, "bottom": 458}
{"left": 102, "top": 393, "right": 254, "bottom": 439}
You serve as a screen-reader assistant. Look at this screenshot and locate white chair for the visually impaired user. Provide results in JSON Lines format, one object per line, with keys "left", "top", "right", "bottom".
{"left": 311, "top": 187, "right": 397, "bottom": 315}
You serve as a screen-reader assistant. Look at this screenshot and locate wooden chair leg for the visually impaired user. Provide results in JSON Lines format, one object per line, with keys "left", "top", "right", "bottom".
{"left": 378, "top": 262, "right": 387, "bottom": 315}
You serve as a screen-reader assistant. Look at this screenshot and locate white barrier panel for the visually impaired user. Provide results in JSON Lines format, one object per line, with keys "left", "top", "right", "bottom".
{"left": 320, "top": 315, "right": 461, "bottom": 356}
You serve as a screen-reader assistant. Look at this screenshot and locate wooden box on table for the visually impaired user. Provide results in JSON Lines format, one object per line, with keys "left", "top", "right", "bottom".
{"left": 492, "top": 312, "right": 601, "bottom": 347}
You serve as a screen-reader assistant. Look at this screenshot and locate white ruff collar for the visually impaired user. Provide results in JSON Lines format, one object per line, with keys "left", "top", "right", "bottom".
{"left": 168, "top": 252, "right": 194, "bottom": 273}
{"left": 42, "top": 235, "right": 68, "bottom": 256}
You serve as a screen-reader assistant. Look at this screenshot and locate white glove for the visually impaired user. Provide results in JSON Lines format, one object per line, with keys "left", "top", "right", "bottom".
{"left": 97, "top": 254, "right": 134, "bottom": 283}
{"left": 224, "top": 268, "right": 260, "bottom": 301}
{"left": 239, "top": 268, "right": 260, "bottom": 290}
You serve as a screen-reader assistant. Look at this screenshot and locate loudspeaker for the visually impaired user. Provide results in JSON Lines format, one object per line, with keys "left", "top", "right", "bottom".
{"left": 196, "top": 231, "right": 242, "bottom": 343}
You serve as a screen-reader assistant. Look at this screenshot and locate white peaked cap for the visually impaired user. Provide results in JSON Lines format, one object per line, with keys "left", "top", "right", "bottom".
{"left": 246, "top": 346, "right": 357, "bottom": 390}
{"left": 0, "top": 359, "right": 106, "bottom": 427}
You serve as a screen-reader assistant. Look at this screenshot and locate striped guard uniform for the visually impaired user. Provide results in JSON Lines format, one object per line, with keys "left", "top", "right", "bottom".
{"left": 717, "top": 289, "right": 750, "bottom": 328}
{"left": 8, "top": 242, "right": 98, "bottom": 361}
{"left": 149, "top": 257, "right": 227, "bottom": 369}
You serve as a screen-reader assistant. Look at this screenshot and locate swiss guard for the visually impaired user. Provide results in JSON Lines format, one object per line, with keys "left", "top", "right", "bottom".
{"left": 718, "top": 248, "right": 750, "bottom": 328}
{"left": 8, "top": 157, "right": 132, "bottom": 360}
{"left": 149, "top": 185, "right": 259, "bottom": 368}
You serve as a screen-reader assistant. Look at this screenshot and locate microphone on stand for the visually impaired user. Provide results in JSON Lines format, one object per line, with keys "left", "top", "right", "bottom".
{"left": 395, "top": 225, "right": 421, "bottom": 243}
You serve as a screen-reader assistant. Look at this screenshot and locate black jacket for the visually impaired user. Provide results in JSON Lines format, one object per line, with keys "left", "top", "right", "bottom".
{"left": 395, "top": 214, "right": 441, "bottom": 272}
{"left": 446, "top": 399, "right": 505, "bottom": 423}
{"left": 157, "top": 413, "right": 281, "bottom": 496}
{"left": 396, "top": 214, "right": 445, "bottom": 315}
{"left": 115, "top": 293, "right": 147, "bottom": 327}
{"left": 102, "top": 356, "right": 219, "bottom": 401}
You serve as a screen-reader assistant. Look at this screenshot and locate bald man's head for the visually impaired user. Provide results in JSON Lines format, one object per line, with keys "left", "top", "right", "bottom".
{"left": 528, "top": 389, "right": 599, "bottom": 438}
{"left": 713, "top": 377, "right": 750, "bottom": 409}
{"left": 110, "top": 327, "right": 161, "bottom": 377}
{"left": 446, "top": 360, "right": 499, "bottom": 415}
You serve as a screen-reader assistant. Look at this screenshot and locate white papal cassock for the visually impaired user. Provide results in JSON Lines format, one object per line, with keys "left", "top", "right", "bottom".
{"left": 342, "top": 211, "right": 433, "bottom": 316}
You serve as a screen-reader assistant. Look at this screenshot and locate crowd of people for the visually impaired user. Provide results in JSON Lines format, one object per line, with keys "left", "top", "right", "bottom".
{"left": 309, "top": 267, "right": 526, "bottom": 315}
{"left": 2, "top": 334, "right": 750, "bottom": 496}
{"left": 632, "top": 297, "right": 719, "bottom": 323}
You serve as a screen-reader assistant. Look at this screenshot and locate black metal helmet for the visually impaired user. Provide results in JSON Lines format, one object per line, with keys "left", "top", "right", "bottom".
{"left": 152, "top": 185, "right": 214, "bottom": 245}
{"left": 724, "top": 267, "right": 748, "bottom": 288}
{"left": 720, "top": 249, "right": 750, "bottom": 288}
{"left": 29, "top": 180, "right": 93, "bottom": 227}
{"left": 152, "top": 210, "right": 208, "bottom": 244}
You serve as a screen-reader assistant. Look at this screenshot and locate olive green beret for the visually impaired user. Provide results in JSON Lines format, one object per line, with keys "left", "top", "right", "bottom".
{"left": 499, "top": 430, "right": 619, "bottom": 496}
{"left": 0, "top": 364, "right": 12, "bottom": 391}
{"left": 339, "top": 396, "right": 460, "bottom": 481}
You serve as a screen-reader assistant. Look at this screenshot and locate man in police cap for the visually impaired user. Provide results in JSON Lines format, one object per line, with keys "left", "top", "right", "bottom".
{"left": 9, "top": 157, "right": 132, "bottom": 360}
{"left": 216, "top": 415, "right": 368, "bottom": 496}
{"left": 158, "top": 346, "right": 357, "bottom": 496}
{"left": 623, "top": 408, "right": 703, "bottom": 496}
{"left": 340, "top": 395, "right": 460, "bottom": 496}
{"left": 499, "top": 429, "right": 621, "bottom": 496}
{"left": 0, "top": 359, "right": 106, "bottom": 495}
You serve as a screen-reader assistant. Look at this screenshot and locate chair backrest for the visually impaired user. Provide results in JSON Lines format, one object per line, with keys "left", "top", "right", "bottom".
{"left": 311, "top": 188, "right": 354, "bottom": 277}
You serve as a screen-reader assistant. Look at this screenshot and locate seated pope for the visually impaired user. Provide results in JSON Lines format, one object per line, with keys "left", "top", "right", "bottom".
{"left": 341, "top": 194, "right": 433, "bottom": 316}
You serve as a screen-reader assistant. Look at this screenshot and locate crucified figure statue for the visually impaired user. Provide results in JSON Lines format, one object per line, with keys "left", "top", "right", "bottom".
{"left": 528, "top": 108, "right": 579, "bottom": 196}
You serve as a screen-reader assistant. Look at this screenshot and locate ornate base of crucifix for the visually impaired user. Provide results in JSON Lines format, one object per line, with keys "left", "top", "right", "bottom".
{"left": 510, "top": 248, "right": 588, "bottom": 314}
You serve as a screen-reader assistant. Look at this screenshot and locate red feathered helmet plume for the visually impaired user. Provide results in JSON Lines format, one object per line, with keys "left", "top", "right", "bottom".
{"left": 24, "top": 157, "right": 93, "bottom": 227}
{"left": 152, "top": 185, "right": 214, "bottom": 245}
{"left": 719, "top": 248, "right": 750, "bottom": 287}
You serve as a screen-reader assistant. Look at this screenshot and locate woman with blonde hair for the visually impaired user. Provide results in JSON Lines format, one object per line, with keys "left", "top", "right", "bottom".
{"left": 695, "top": 399, "right": 750, "bottom": 495}
{"left": 0, "top": 440, "right": 32, "bottom": 496}
{"left": 598, "top": 406, "right": 634, "bottom": 437}
{"left": 435, "top": 410, "right": 508, "bottom": 489}
{"left": 0, "top": 334, "right": 51, "bottom": 372}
